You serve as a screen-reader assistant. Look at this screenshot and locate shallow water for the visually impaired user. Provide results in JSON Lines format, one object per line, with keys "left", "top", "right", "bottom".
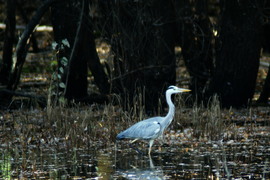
{"left": 0, "top": 127, "right": 270, "bottom": 179}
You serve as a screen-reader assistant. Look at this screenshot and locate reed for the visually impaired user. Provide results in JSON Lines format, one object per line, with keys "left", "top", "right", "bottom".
{"left": 191, "top": 95, "right": 225, "bottom": 140}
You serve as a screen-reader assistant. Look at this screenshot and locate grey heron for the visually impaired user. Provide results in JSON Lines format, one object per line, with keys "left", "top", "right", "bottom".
{"left": 116, "top": 85, "right": 191, "bottom": 155}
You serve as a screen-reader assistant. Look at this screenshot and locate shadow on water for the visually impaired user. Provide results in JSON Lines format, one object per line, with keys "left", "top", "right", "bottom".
{"left": 0, "top": 127, "right": 270, "bottom": 179}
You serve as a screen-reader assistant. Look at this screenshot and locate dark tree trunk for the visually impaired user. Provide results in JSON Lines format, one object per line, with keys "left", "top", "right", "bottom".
{"left": 0, "top": 0, "right": 16, "bottom": 107}
{"left": 51, "top": 0, "right": 88, "bottom": 99}
{"left": 51, "top": 0, "right": 109, "bottom": 100}
{"left": 141, "top": 0, "right": 176, "bottom": 112}
{"left": 87, "top": 25, "right": 110, "bottom": 95}
{"left": 17, "top": 1, "right": 39, "bottom": 52}
{"left": 101, "top": 0, "right": 176, "bottom": 113}
{"left": 0, "top": 0, "right": 16, "bottom": 86}
{"left": 208, "top": 0, "right": 263, "bottom": 107}
{"left": 175, "top": 0, "right": 213, "bottom": 103}
{"left": 8, "top": 0, "right": 55, "bottom": 91}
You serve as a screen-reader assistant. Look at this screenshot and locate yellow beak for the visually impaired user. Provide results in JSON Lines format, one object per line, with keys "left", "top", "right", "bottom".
{"left": 179, "top": 88, "right": 191, "bottom": 92}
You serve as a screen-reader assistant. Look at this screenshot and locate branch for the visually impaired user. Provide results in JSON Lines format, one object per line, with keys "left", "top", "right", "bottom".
{"left": 8, "top": 0, "right": 58, "bottom": 90}
{"left": 0, "top": 89, "right": 47, "bottom": 109}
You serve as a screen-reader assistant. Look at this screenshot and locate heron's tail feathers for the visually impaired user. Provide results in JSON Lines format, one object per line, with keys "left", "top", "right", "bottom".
{"left": 116, "top": 132, "right": 125, "bottom": 140}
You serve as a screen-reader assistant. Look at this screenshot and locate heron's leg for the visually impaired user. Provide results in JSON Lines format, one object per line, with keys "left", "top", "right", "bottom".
{"left": 149, "top": 156, "right": 154, "bottom": 168}
{"left": 129, "top": 143, "right": 144, "bottom": 154}
{"left": 130, "top": 139, "right": 138, "bottom": 144}
{"left": 128, "top": 139, "right": 144, "bottom": 154}
{"left": 148, "top": 139, "right": 154, "bottom": 155}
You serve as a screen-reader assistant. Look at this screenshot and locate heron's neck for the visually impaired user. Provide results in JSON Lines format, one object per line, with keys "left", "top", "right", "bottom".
{"left": 164, "top": 92, "right": 175, "bottom": 121}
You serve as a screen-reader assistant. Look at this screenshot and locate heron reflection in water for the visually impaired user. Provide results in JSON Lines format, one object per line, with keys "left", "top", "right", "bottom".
{"left": 116, "top": 86, "right": 191, "bottom": 155}
{"left": 116, "top": 155, "right": 164, "bottom": 179}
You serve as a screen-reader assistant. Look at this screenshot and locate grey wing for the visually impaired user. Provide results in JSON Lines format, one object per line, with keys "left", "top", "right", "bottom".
{"left": 143, "top": 116, "right": 163, "bottom": 123}
{"left": 116, "top": 118, "right": 162, "bottom": 140}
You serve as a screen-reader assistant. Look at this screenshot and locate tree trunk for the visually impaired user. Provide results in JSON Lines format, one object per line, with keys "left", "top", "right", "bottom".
{"left": 0, "top": 0, "right": 16, "bottom": 107}
{"left": 17, "top": 1, "right": 39, "bottom": 52}
{"left": 51, "top": 0, "right": 87, "bottom": 100}
{"left": 51, "top": 0, "right": 110, "bottom": 100}
{"left": 8, "top": 0, "right": 56, "bottom": 91}
{"left": 208, "top": 0, "right": 262, "bottom": 107}
{"left": 175, "top": 0, "right": 213, "bottom": 103}
{"left": 100, "top": 0, "right": 176, "bottom": 113}
{"left": 0, "top": 0, "right": 16, "bottom": 86}
{"left": 87, "top": 25, "right": 110, "bottom": 95}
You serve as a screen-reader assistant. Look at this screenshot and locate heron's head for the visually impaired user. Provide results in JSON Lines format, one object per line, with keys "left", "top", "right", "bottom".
{"left": 167, "top": 85, "right": 191, "bottom": 94}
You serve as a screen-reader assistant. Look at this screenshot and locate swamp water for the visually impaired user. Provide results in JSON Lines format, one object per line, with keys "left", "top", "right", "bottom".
{"left": 0, "top": 126, "right": 269, "bottom": 179}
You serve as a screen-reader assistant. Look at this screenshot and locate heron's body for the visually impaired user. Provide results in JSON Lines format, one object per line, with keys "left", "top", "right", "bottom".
{"left": 116, "top": 86, "right": 191, "bottom": 155}
{"left": 117, "top": 116, "right": 163, "bottom": 140}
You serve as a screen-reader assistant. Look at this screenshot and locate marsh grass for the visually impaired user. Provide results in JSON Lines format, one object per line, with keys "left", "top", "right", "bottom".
{"left": 3, "top": 91, "right": 261, "bottom": 151}
{"left": 173, "top": 94, "right": 227, "bottom": 141}
{"left": 45, "top": 93, "right": 148, "bottom": 147}
{"left": 1, "top": 92, "right": 270, "bottom": 179}
{"left": 191, "top": 95, "right": 225, "bottom": 140}
{"left": 7, "top": 91, "right": 230, "bottom": 151}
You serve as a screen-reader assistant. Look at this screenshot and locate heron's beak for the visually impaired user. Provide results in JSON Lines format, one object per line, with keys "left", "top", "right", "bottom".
{"left": 178, "top": 88, "right": 191, "bottom": 92}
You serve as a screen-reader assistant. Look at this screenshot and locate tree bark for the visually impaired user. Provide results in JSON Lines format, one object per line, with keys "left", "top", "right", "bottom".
{"left": 208, "top": 0, "right": 263, "bottom": 107}
{"left": 100, "top": 0, "right": 176, "bottom": 113}
{"left": 175, "top": 0, "right": 213, "bottom": 103}
{"left": 17, "top": 1, "right": 39, "bottom": 52}
{"left": 51, "top": 0, "right": 87, "bottom": 99}
{"left": 0, "top": 0, "right": 16, "bottom": 85}
{"left": 51, "top": 0, "right": 110, "bottom": 100}
{"left": 8, "top": 0, "right": 56, "bottom": 91}
{"left": 87, "top": 24, "right": 110, "bottom": 94}
{"left": 0, "top": 0, "right": 16, "bottom": 107}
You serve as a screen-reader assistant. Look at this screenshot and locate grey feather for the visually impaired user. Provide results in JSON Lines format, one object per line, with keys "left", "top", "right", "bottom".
{"left": 116, "top": 117, "right": 163, "bottom": 140}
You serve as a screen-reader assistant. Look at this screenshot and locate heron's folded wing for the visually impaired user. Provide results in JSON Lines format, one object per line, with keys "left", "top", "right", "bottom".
{"left": 117, "top": 120, "right": 161, "bottom": 140}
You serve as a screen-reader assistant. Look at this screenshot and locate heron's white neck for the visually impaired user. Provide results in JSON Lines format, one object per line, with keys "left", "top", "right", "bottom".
{"left": 164, "top": 91, "right": 175, "bottom": 123}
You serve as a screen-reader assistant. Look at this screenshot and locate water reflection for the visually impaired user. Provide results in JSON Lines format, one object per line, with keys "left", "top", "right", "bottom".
{"left": 97, "top": 153, "right": 114, "bottom": 179}
{"left": 0, "top": 127, "right": 269, "bottom": 179}
{"left": 114, "top": 137, "right": 270, "bottom": 179}
{"left": 115, "top": 155, "right": 165, "bottom": 179}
